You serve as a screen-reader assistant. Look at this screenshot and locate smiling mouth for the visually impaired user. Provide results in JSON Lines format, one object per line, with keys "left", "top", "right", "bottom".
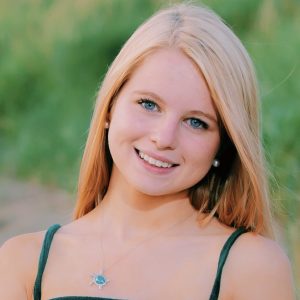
{"left": 135, "top": 149, "right": 178, "bottom": 169}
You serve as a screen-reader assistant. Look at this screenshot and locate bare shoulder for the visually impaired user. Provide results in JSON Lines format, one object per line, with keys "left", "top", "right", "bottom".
{"left": 0, "top": 230, "right": 45, "bottom": 265}
{"left": 0, "top": 231, "right": 46, "bottom": 299}
{"left": 230, "top": 232, "right": 291, "bottom": 267}
{"left": 225, "top": 232, "right": 296, "bottom": 299}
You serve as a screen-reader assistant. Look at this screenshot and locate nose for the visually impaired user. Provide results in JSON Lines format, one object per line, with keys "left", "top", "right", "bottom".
{"left": 150, "top": 117, "right": 178, "bottom": 150}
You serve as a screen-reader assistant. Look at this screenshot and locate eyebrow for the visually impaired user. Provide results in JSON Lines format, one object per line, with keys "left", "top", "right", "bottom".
{"left": 133, "top": 90, "right": 218, "bottom": 123}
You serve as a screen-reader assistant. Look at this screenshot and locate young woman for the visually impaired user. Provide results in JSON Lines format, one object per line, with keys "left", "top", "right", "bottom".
{"left": 0, "top": 3, "right": 295, "bottom": 300}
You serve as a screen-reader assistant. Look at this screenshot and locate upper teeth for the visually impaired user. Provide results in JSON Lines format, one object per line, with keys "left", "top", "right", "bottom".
{"left": 138, "top": 151, "right": 173, "bottom": 168}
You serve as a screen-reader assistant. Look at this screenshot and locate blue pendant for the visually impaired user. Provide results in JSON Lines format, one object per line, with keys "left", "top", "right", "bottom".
{"left": 90, "top": 272, "right": 109, "bottom": 289}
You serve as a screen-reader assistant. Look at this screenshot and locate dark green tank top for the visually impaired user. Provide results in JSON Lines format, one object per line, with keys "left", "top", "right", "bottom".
{"left": 33, "top": 224, "right": 247, "bottom": 300}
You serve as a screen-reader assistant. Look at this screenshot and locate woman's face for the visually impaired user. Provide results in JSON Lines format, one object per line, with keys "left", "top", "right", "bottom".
{"left": 108, "top": 48, "right": 220, "bottom": 197}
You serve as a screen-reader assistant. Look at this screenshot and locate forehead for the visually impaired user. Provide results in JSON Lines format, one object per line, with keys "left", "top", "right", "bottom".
{"left": 120, "top": 48, "right": 216, "bottom": 116}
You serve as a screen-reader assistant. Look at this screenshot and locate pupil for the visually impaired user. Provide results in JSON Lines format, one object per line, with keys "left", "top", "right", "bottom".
{"left": 146, "top": 102, "right": 153, "bottom": 109}
{"left": 192, "top": 119, "right": 200, "bottom": 127}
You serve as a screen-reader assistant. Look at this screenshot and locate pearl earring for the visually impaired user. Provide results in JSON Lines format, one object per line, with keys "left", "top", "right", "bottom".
{"left": 104, "top": 121, "right": 109, "bottom": 129}
{"left": 212, "top": 159, "right": 220, "bottom": 167}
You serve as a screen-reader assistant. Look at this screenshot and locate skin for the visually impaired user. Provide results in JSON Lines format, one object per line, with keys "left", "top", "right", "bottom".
{"left": 0, "top": 48, "right": 295, "bottom": 299}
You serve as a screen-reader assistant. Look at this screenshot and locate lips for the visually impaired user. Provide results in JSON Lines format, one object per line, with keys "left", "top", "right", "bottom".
{"left": 135, "top": 148, "right": 179, "bottom": 169}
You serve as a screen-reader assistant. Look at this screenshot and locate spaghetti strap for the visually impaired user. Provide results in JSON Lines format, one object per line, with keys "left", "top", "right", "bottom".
{"left": 209, "top": 227, "right": 247, "bottom": 300}
{"left": 33, "top": 224, "right": 61, "bottom": 300}
{"left": 32, "top": 225, "right": 245, "bottom": 300}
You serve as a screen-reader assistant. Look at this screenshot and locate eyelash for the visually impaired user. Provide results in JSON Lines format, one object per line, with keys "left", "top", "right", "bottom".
{"left": 137, "top": 98, "right": 160, "bottom": 112}
{"left": 186, "top": 118, "right": 209, "bottom": 130}
{"left": 137, "top": 98, "right": 209, "bottom": 130}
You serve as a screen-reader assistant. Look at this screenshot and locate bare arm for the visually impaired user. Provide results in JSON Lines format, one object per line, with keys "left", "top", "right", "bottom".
{"left": 0, "top": 233, "right": 43, "bottom": 300}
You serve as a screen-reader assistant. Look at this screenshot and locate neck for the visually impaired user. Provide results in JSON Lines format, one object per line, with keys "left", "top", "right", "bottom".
{"left": 92, "top": 169, "right": 196, "bottom": 242}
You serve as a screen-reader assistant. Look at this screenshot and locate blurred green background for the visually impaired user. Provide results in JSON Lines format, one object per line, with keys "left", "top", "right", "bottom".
{"left": 0, "top": 0, "right": 299, "bottom": 294}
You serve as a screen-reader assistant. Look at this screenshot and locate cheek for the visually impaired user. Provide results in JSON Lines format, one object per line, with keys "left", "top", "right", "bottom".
{"left": 108, "top": 104, "right": 146, "bottom": 148}
{"left": 184, "top": 135, "right": 220, "bottom": 167}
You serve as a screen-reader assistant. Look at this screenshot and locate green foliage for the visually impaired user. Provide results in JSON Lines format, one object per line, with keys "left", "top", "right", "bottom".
{"left": 245, "top": 2, "right": 300, "bottom": 222}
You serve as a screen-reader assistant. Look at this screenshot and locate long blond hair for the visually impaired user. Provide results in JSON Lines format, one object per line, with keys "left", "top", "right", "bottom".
{"left": 74, "top": 3, "right": 274, "bottom": 236}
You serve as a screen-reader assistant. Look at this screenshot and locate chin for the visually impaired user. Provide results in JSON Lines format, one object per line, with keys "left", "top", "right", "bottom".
{"left": 131, "top": 183, "right": 186, "bottom": 198}
{"left": 134, "top": 187, "right": 168, "bottom": 197}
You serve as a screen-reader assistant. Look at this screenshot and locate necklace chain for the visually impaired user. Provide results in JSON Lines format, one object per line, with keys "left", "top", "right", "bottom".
{"left": 90, "top": 209, "right": 196, "bottom": 289}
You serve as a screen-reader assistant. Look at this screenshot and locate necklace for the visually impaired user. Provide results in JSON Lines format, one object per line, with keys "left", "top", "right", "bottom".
{"left": 90, "top": 210, "right": 196, "bottom": 289}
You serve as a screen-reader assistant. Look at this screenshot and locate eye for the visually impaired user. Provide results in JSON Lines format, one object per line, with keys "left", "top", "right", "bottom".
{"left": 186, "top": 118, "right": 208, "bottom": 130}
{"left": 137, "top": 98, "right": 159, "bottom": 112}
